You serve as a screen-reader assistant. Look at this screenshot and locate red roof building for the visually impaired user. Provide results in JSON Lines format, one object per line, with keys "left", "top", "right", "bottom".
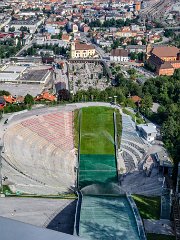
{"left": 147, "top": 46, "right": 180, "bottom": 76}
{"left": 35, "top": 92, "right": 56, "bottom": 102}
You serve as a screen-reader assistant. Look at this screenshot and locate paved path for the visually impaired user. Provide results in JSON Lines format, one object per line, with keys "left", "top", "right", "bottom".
{"left": 144, "top": 219, "right": 174, "bottom": 236}
{"left": 0, "top": 197, "right": 76, "bottom": 234}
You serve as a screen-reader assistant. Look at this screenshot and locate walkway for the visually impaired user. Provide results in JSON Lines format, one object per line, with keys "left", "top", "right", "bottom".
{"left": 144, "top": 219, "right": 174, "bottom": 236}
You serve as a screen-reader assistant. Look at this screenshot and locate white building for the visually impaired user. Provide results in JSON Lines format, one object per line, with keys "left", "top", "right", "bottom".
{"left": 110, "top": 49, "right": 129, "bottom": 62}
{"left": 35, "top": 37, "right": 68, "bottom": 48}
{"left": 137, "top": 123, "right": 157, "bottom": 142}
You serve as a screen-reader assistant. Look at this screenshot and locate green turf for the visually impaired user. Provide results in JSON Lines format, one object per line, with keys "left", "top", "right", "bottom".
{"left": 80, "top": 107, "right": 114, "bottom": 154}
{"left": 147, "top": 233, "right": 175, "bottom": 240}
{"left": 79, "top": 154, "right": 117, "bottom": 188}
{"left": 133, "top": 195, "right": 161, "bottom": 220}
{"left": 80, "top": 154, "right": 116, "bottom": 171}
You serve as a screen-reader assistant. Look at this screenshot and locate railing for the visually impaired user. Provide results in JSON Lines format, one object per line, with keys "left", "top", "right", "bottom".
{"left": 113, "top": 111, "right": 119, "bottom": 181}
{"left": 160, "top": 177, "right": 171, "bottom": 219}
{"left": 127, "top": 194, "right": 147, "bottom": 240}
{"left": 73, "top": 191, "right": 82, "bottom": 236}
{"left": 76, "top": 109, "right": 82, "bottom": 189}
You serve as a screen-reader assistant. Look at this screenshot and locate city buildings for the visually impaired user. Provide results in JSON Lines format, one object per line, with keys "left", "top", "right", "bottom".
{"left": 147, "top": 46, "right": 180, "bottom": 76}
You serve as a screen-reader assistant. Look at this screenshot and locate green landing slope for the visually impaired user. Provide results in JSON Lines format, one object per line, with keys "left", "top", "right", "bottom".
{"left": 80, "top": 107, "right": 115, "bottom": 155}
{"left": 79, "top": 107, "right": 117, "bottom": 188}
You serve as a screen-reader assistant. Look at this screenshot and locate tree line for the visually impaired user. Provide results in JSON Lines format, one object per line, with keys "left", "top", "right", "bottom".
{"left": 89, "top": 18, "right": 138, "bottom": 28}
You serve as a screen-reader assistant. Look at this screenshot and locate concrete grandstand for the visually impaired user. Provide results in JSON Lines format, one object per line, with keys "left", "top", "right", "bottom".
{"left": 2, "top": 110, "right": 76, "bottom": 195}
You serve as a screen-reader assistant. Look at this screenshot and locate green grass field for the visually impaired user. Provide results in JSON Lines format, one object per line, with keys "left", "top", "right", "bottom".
{"left": 133, "top": 195, "right": 161, "bottom": 220}
{"left": 80, "top": 107, "right": 115, "bottom": 154}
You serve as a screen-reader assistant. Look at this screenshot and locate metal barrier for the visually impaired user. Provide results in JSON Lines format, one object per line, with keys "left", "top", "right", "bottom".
{"left": 113, "top": 111, "right": 119, "bottom": 182}
{"left": 76, "top": 109, "right": 82, "bottom": 189}
{"left": 127, "top": 194, "right": 147, "bottom": 240}
{"left": 73, "top": 191, "right": 82, "bottom": 236}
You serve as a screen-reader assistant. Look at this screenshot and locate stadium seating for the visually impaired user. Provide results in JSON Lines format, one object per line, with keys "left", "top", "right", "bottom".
{"left": 120, "top": 114, "right": 148, "bottom": 173}
{"left": 3, "top": 111, "right": 76, "bottom": 195}
{"left": 121, "top": 168, "right": 163, "bottom": 196}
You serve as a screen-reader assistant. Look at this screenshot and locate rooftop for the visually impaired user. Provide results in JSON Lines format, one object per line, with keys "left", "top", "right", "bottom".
{"left": 155, "top": 149, "right": 173, "bottom": 168}
{"left": 2, "top": 65, "right": 27, "bottom": 73}
{"left": 131, "top": 95, "right": 141, "bottom": 103}
{"left": 152, "top": 46, "right": 179, "bottom": 58}
{"left": 0, "top": 72, "right": 20, "bottom": 81}
{"left": 75, "top": 43, "right": 95, "bottom": 50}
{"left": 110, "top": 48, "right": 128, "bottom": 57}
{"left": 137, "top": 123, "right": 157, "bottom": 134}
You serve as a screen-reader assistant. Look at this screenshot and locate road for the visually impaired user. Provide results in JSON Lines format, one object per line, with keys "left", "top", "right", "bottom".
{"left": 15, "top": 39, "right": 34, "bottom": 57}
{"left": 54, "top": 65, "right": 69, "bottom": 92}
{"left": 92, "top": 44, "right": 108, "bottom": 59}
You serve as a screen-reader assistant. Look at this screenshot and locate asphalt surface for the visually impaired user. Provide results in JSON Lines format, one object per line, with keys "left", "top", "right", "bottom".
{"left": 0, "top": 197, "right": 76, "bottom": 234}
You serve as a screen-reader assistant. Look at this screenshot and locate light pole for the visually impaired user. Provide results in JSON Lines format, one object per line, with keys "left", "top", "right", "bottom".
{"left": 108, "top": 96, "right": 112, "bottom": 103}
{"left": 114, "top": 95, "right": 117, "bottom": 105}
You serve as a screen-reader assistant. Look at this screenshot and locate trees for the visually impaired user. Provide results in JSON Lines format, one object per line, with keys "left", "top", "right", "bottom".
{"left": 137, "top": 52, "right": 144, "bottom": 61}
{"left": 173, "top": 69, "right": 180, "bottom": 80}
{"left": 111, "top": 39, "right": 121, "bottom": 49}
{"left": 142, "top": 74, "right": 180, "bottom": 180}
{"left": 89, "top": 19, "right": 102, "bottom": 28}
{"left": 24, "top": 94, "right": 34, "bottom": 105}
{"left": 51, "top": 32, "right": 62, "bottom": 40}
{"left": 164, "top": 29, "right": 174, "bottom": 38}
{"left": 129, "top": 52, "right": 138, "bottom": 60}
{"left": 9, "top": 26, "right": 15, "bottom": 32}
{"left": 89, "top": 18, "right": 138, "bottom": 29}
{"left": 20, "top": 26, "right": 28, "bottom": 32}
{"left": 114, "top": 73, "right": 125, "bottom": 87}
{"left": 58, "top": 89, "right": 70, "bottom": 101}
{"left": 0, "top": 90, "right": 10, "bottom": 96}
{"left": 140, "top": 94, "right": 153, "bottom": 116}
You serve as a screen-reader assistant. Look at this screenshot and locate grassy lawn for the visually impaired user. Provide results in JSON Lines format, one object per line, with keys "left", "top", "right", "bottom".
{"left": 147, "top": 233, "right": 175, "bottom": 240}
{"left": 80, "top": 107, "right": 115, "bottom": 154}
{"left": 133, "top": 195, "right": 161, "bottom": 220}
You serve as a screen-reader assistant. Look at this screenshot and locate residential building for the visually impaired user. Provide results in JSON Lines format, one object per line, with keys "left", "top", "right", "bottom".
{"left": 3, "top": 95, "right": 16, "bottom": 104}
{"left": 35, "top": 92, "right": 57, "bottom": 102}
{"left": 126, "top": 45, "right": 146, "bottom": 53}
{"left": 110, "top": 49, "right": 129, "bottom": 62}
{"left": 62, "top": 34, "right": 71, "bottom": 42}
